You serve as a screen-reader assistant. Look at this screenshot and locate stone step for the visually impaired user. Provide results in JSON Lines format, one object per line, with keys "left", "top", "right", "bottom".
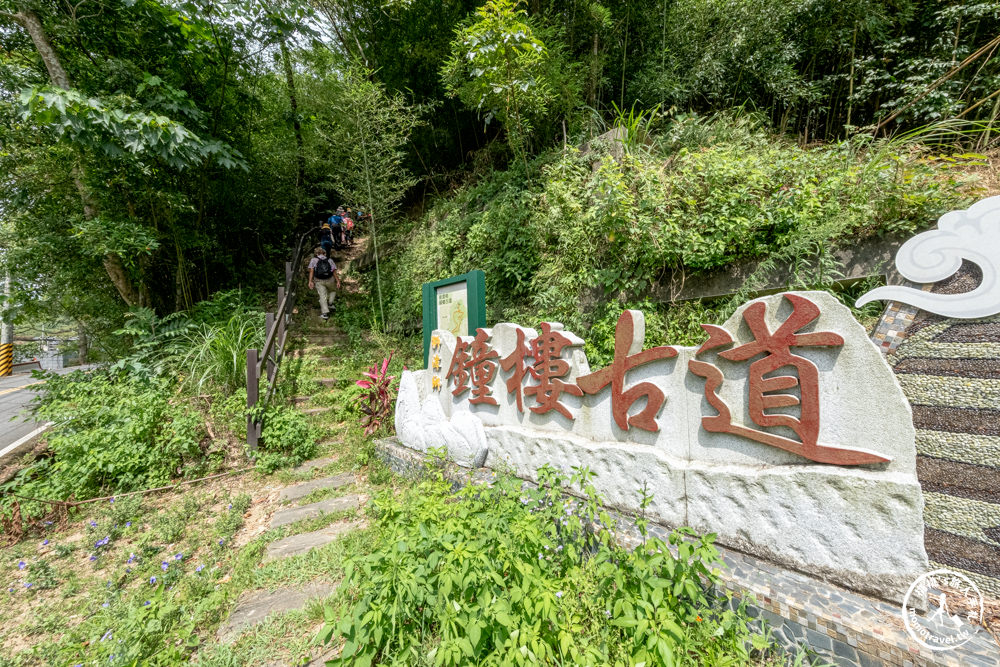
{"left": 292, "top": 456, "right": 339, "bottom": 474}
{"left": 315, "top": 378, "right": 338, "bottom": 388}
{"left": 292, "top": 396, "right": 312, "bottom": 405}
{"left": 264, "top": 521, "right": 363, "bottom": 560}
{"left": 269, "top": 495, "right": 363, "bottom": 528}
{"left": 300, "top": 407, "right": 330, "bottom": 416}
{"left": 280, "top": 473, "right": 355, "bottom": 503}
{"left": 217, "top": 582, "right": 335, "bottom": 643}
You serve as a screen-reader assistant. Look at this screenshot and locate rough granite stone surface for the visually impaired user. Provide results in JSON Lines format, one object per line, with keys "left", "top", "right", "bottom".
{"left": 291, "top": 456, "right": 339, "bottom": 474}
{"left": 269, "top": 495, "right": 362, "bottom": 528}
{"left": 397, "top": 291, "right": 928, "bottom": 601}
{"left": 264, "top": 521, "right": 362, "bottom": 560}
{"left": 217, "top": 583, "right": 335, "bottom": 643}
{"left": 279, "top": 473, "right": 355, "bottom": 502}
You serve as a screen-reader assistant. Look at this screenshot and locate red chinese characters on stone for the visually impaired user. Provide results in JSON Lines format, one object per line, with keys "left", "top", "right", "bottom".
{"left": 524, "top": 322, "right": 583, "bottom": 419}
{"left": 467, "top": 329, "right": 500, "bottom": 405}
{"left": 688, "top": 293, "right": 889, "bottom": 465}
{"left": 445, "top": 338, "right": 472, "bottom": 398}
{"left": 499, "top": 327, "right": 532, "bottom": 412}
{"left": 577, "top": 310, "right": 677, "bottom": 432}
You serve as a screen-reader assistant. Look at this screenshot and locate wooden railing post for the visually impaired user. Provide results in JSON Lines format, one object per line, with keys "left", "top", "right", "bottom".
{"left": 246, "top": 348, "right": 260, "bottom": 449}
{"left": 276, "top": 286, "right": 287, "bottom": 355}
{"left": 265, "top": 313, "right": 275, "bottom": 382}
{"left": 277, "top": 309, "right": 287, "bottom": 356}
{"left": 285, "top": 261, "right": 293, "bottom": 289}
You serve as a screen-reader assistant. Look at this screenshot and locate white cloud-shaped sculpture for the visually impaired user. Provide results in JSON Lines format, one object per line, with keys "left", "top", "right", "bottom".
{"left": 856, "top": 195, "right": 1000, "bottom": 318}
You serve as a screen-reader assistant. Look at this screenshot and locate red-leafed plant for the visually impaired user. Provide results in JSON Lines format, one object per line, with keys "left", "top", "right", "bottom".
{"left": 356, "top": 352, "right": 398, "bottom": 436}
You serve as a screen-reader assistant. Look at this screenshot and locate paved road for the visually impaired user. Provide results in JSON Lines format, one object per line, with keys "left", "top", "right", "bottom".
{"left": 0, "top": 366, "right": 96, "bottom": 455}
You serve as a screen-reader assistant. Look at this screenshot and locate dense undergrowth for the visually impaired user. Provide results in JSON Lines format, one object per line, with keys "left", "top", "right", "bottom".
{"left": 0, "top": 290, "right": 315, "bottom": 526}
{"left": 376, "top": 114, "right": 976, "bottom": 361}
{"left": 320, "top": 461, "right": 797, "bottom": 666}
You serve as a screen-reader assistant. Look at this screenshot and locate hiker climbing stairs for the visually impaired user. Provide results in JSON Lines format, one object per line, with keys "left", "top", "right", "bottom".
{"left": 212, "top": 235, "right": 380, "bottom": 663}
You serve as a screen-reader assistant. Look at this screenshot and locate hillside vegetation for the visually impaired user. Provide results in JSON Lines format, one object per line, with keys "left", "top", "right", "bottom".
{"left": 377, "top": 114, "right": 977, "bottom": 362}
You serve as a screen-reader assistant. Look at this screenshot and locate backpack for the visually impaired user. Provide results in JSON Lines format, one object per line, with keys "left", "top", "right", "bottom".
{"left": 314, "top": 257, "right": 333, "bottom": 279}
{"left": 344, "top": 218, "right": 354, "bottom": 230}
{"left": 319, "top": 228, "right": 332, "bottom": 241}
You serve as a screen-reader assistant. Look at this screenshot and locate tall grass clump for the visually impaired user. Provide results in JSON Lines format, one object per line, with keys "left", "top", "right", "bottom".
{"left": 176, "top": 312, "right": 265, "bottom": 393}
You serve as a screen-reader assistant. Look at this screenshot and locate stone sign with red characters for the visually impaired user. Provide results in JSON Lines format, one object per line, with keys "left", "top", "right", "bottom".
{"left": 395, "top": 291, "right": 928, "bottom": 601}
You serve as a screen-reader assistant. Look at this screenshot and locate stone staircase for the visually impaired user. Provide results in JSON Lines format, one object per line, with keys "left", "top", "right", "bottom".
{"left": 211, "top": 237, "right": 375, "bottom": 663}
{"left": 215, "top": 457, "right": 366, "bottom": 662}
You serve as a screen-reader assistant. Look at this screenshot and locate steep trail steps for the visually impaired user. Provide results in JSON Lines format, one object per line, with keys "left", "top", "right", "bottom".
{"left": 215, "top": 455, "right": 367, "bottom": 659}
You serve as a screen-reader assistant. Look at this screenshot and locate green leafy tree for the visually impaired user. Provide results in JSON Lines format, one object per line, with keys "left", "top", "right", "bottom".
{"left": 442, "top": 0, "right": 554, "bottom": 166}
{"left": 301, "top": 60, "right": 422, "bottom": 328}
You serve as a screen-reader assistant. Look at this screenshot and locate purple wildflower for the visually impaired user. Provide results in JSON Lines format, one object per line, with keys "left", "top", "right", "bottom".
{"left": 102, "top": 602, "right": 109, "bottom": 608}
{"left": 218, "top": 539, "right": 225, "bottom": 546}
{"left": 42, "top": 539, "right": 49, "bottom": 546}
{"left": 555, "top": 591, "right": 564, "bottom": 599}
{"left": 110, "top": 497, "right": 115, "bottom": 504}
{"left": 127, "top": 553, "right": 135, "bottom": 564}
{"left": 125, "top": 522, "right": 131, "bottom": 528}
{"left": 95, "top": 536, "right": 110, "bottom": 548}
{"left": 90, "top": 554, "right": 98, "bottom": 562}
{"left": 144, "top": 600, "right": 151, "bottom": 606}
{"left": 101, "top": 629, "right": 112, "bottom": 642}
{"left": 227, "top": 503, "right": 232, "bottom": 510}
{"left": 195, "top": 564, "right": 204, "bottom": 573}
{"left": 174, "top": 553, "right": 183, "bottom": 561}
{"left": 161, "top": 561, "right": 169, "bottom": 571}
{"left": 24, "top": 582, "right": 32, "bottom": 588}
{"left": 90, "top": 520, "right": 97, "bottom": 528}
{"left": 125, "top": 568, "right": 131, "bottom": 573}
{"left": 17, "top": 561, "right": 25, "bottom": 570}
{"left": 149, "top": 576, "right": 156, "bottom": 585}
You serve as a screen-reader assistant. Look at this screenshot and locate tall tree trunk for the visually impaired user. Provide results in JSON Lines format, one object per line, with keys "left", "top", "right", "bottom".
{"left": 76, "top": 322, "right": 89, "bottom": 364}
{"left": 279, "top": 39, "right": 306, "bottom": 227}
{"left": 12, "top": 9, "right": 141, "bottom": 307}
{"left": 587, "top": 31, "right": 599, "bottom": 110}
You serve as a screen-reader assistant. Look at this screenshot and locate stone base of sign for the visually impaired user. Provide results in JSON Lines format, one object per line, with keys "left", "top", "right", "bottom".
{"left": 375, "top": 437, "right": 999, "bottom": 667}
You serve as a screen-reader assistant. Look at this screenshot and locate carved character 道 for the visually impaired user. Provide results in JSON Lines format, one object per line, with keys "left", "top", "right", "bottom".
{"left": 688, "top": 293, "right": 890, "bottom": 465}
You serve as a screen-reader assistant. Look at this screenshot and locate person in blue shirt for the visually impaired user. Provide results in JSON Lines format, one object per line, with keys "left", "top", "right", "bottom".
{"left": 327, "top": 208, "right": 344, "bottom": 247}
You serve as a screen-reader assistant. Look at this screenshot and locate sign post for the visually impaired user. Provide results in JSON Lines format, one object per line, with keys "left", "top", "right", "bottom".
{"left": 421, "top": 270, "right": 486, "bottom": 367}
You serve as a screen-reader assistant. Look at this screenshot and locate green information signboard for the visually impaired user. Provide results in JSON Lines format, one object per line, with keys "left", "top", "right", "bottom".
{"left": 422, "top": 270, "right": 486, "bottom": 367}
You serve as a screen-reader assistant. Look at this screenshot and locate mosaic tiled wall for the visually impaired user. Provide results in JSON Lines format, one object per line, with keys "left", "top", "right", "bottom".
{"left": 874, "top": 264, "right": 1000, "bottom": 601}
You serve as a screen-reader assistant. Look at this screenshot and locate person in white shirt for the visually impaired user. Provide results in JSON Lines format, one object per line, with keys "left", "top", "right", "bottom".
{"left": 307, "top": 247, "right": 341, "bottom": 320}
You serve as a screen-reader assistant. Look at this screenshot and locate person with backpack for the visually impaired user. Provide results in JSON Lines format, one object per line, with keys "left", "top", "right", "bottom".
{"left": 308, "top": 246, "right": 341, "bottom": 320}
{"left": 328, "top": 209, "right": 345, "bottom": 248}
{"left": 343, "top": 213, "right": 355, "bottom": 246}
{"left": 318, "top": 221, "right": 334, "bottom": 255}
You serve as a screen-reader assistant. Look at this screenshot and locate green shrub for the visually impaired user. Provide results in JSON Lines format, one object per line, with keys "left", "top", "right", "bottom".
{"left": 255, "top": 405, "right": 316, "bottom": 473}
{"left": 1, "top": 372, "right": 204, "bottom": 521}
{"left": 176, "top": 312, "right": 265, "bottom": 393}
{"left": 319, "top": 465, "right": 773, "bottom": 665}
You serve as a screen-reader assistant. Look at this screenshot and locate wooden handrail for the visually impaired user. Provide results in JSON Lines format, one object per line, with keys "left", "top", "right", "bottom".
{"left": 245, "top": 227, "right": 319, "bottom": 448}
